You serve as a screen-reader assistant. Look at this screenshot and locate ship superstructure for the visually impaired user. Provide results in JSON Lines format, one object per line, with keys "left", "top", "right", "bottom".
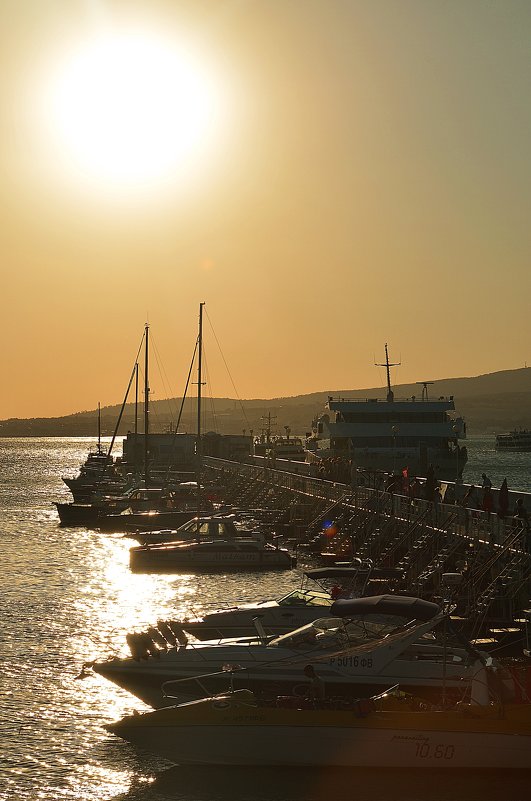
{"left": 307, "top": 345, "right": 467, "bottom": 480}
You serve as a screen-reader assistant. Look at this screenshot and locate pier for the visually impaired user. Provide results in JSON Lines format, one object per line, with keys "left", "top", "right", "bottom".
{"left": 204, "top": 456, "right": 531, "bottom": 645}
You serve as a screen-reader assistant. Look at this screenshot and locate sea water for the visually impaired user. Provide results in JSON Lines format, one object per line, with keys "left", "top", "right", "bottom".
{"left": 0, "top": 437, "right": 529, "bottom": 801}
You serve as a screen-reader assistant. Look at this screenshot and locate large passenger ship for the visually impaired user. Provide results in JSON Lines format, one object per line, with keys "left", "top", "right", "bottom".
{"left": 306, "top": 345, "right": 467, "bottom": 480}
{"left": 495, "top": 429, "right": 531, "bottom": 452}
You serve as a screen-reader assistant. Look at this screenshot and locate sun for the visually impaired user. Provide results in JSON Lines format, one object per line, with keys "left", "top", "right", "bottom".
{"left": 44, "top": 28, "right": 224, "bottom": 189}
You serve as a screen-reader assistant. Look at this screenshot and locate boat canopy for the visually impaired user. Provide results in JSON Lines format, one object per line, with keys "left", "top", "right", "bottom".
{"left": 330, "top": 595, "right": 440, "bottom": 621}
{"left": 305, "top": 565, "right": 366, "bottom": 580}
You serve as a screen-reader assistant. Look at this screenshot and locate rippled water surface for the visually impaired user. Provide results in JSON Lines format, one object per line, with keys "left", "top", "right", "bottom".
{"left": 1, "top": 437, "right": 530, "bottom": 801}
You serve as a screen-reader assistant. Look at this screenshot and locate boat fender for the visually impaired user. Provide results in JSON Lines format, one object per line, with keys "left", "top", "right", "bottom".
{"left": 147, "top": 626, "right": 168, "bottom": 651}
{"left": 157, "top": 620, "right": 178, "bottom": 647}
{"left": 141, "top": 633, "right": 160, "bottom": 659}
{"left": 126, "top": 632, "right": 142, "bottom": 661}
{"left": 168, "top": 620, "right": 189, "bottom": 647}
{"left": 138, "top": 632, "right": 153, "bottom": 660}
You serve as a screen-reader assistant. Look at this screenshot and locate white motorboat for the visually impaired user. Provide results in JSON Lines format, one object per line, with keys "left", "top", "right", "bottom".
{"left": 129, "top": 534, "right": 295, "bottom": 574}
{"left": 171, "top": 565, "right": 397, "bottom": 640}
{"left": 92, "top": 596, "right": 516, "bottom": 709}
{"left": 131, "top": 514, "right": 265, "bottom": 546}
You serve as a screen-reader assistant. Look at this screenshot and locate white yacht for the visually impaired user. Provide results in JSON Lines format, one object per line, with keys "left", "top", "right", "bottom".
{"left": 130, "top": 565, "right": 377, "bottom": 642}
{"left": 91, "top": 596, "right": 515, "bottom": 709}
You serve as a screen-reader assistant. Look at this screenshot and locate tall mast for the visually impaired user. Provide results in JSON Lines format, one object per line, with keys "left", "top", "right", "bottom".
{"left": 97, "top": 402, "right": 101, "bottom": 452}
{"left": 375, "top": 343, "right": 400, "bottom": 403}
{"left": 144, "top": 323, "right": 150, "bottom": 486}
{"left": 196, "top": 303, "right": 205, "bottom": 529}
{"left": 134, "top": 363, "right": 139, "bottom": 436}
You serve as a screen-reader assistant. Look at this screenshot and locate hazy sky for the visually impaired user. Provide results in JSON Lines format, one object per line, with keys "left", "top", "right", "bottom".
{"left": 1, "top": 1, "right": 530, "bottom": 419}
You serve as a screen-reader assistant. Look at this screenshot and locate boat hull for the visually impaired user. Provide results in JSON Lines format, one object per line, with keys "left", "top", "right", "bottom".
{"left": 98, "top": 510, "right": 197, "bottom": 533}
{"left": 129, "top": 544, "right": 295, "bottom": 573}
{"left": 108, "top": 705, "right": 531, "bottom": 769}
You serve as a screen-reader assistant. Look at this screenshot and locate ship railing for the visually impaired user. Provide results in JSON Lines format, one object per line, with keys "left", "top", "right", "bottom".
{"left": 325, "top": 396, "right": 455, "bottom": 404}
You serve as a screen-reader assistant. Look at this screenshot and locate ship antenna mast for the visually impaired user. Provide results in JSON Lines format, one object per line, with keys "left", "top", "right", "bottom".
{"left": 417, "top": 381, "right": 434, "bottom": 401}
{"left": 375, "top": 343, "right": 400, "bottom": 402}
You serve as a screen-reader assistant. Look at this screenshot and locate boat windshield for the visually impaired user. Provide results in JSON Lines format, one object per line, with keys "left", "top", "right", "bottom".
{"left": 176, "top": 519, "right": 237, "bottom": 537}
{"left": 270, "top": 615, "right": 406, "bottom": 649}
{"left": 178, "top": 520, "right": 212, "bottom": 534}
{"left": 276, "top": 590, "right": 331, "bottom": 607}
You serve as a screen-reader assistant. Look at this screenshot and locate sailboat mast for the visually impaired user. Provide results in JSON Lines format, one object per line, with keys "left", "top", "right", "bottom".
{"left": 144, "top": 323, "right": 150, "bottom": 486}
{"left": 134, "top": 363, "right": 139, "bottom": 436}
{"left": 196, "top": 303, "right": 205, "bottom": 522}
{"left": 97, "top": 402, "right": 101, "bottom": 452}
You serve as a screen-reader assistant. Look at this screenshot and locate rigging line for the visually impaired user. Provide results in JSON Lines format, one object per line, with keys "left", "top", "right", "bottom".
{"left": 202, "top": 347, "right": 219, "bottom": 434}
{"left": 105, "top": 327, "right": 145, "bottom": 455}
{"left": 95, "top": 352, "right": 142, "bottom": 490}
{"left": 176, "top": 339, "right": 198, "bottom": 433}
{"left": 204, "top": 308, "right": 250, "bottom": 427}
{"left": 158, "top": 336, "right": 199, "bottom": 485}
{"left": 150, "top": 332, "right": 179, "bottom": 421}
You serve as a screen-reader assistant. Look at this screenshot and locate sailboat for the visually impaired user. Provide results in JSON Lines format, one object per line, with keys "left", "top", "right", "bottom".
{"left": 124, "top": 303, "right": 295, "bottom": 573}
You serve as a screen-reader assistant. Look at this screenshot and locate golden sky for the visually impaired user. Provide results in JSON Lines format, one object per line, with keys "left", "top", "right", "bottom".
{"left": 1, "top": 1, "right": 530, "bottom": 419}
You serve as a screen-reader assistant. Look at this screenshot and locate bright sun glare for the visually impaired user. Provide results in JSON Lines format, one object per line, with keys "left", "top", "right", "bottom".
{"left": 45, "top": 29, "right": 224, "bottom": 188}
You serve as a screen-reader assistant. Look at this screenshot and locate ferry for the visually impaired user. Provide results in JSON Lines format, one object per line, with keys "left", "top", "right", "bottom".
{"left": 495, "top": 429, "right": 531, "bottom": 452}
{"left": 306, "top": 345, "right": 467, "bottom": 480}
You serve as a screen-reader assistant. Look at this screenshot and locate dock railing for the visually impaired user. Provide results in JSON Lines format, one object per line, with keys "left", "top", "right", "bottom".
{"left": 204, "top": 456, "right": 523, "bottom": 550}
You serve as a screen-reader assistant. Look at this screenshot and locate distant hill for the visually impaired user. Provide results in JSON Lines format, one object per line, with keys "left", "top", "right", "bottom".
{"left": 1, "top": 367, "right": 530, "bottom": 437}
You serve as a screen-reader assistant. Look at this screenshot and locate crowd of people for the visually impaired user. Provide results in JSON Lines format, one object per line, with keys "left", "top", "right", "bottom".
{"left": 311, "top": 456, "right": 530, "bottom": 536}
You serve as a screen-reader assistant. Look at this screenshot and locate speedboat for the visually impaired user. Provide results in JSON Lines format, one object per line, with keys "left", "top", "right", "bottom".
{"left": 91, "top": 596, "right": 516, "bottom": 709}
{"left": 55, "top": 486, "right": 197, "bottom": 528}
{"left": 129, "top": 534, "right": 295, "bottom": 574}
{"left": 97, "top": 506, "right": 200, "bottom": 533}
{"left": 96, "top": 490, "right": 214, "bottom": 533}
{"left": 171, "top": 565, "right": 392, "bottom": 640}
{"left": 127, "top": 514, "right": 294, "bottom": 574}
{"left": 130, "top": 514, "right": 262, "bottom": 546}
{"left": 106, "top": 682, "right": 531, "bottom": 769}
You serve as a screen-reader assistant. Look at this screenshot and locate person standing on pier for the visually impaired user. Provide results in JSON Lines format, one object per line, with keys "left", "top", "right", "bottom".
{"left": 512, "top": 499, "right": 530, "bottom": 549}
{"left": 481, "top": 473, "right": 492, "bottom": 490}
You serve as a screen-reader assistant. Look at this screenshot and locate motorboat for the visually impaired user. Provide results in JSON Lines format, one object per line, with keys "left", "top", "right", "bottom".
{"left": 130, "top": 514, "right": 256, "bottom": 546}
{"left": 171, "top": 565, "right": 389, "bottom": 640}
{"left": 129, "top": 533, "right": 295, "bottom": 574}
{"left": 61, "top": 432, "right": 124, "bottom": 501}
{"left": 495, "top": 429, "right": 531, "bottom": 452}
{"left": 91, "top": 596, "right": 516, "bottom": 709}
{"left": 95, "top": 484, "right": 216, "bottom": 532}
{"left": 97, "top": 505, "right": 201, "bottom": 533}
{"left": 62, "top": 468, "right": 126, "bottom": 503}
{"left": 106, "top": 683, "right": 531, "bottom": 769}
{"left": 55, "top": 486, "right": 196, "bottom": 528}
